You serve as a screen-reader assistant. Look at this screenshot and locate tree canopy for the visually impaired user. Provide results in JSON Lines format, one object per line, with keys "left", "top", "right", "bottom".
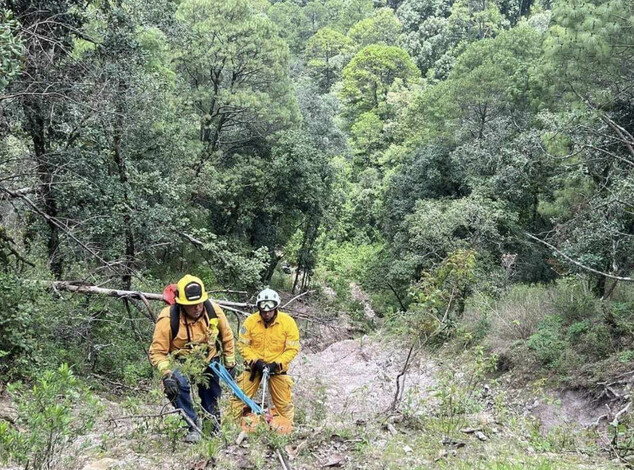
{"left": 2, "top": 0, "right": 634, "bottom": 393}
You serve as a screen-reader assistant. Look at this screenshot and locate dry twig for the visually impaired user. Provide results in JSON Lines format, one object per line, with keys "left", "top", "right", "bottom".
{"left": 280, "top": 290, "right": 313, "bottom": 309}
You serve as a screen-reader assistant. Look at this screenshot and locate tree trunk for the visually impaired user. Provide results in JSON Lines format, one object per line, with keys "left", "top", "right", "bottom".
{"left": 113, "top": 82, "right": 135, "bottom": 289}
{"left": 263, "top": 248, "right": 280, "bottom": 283}
{"left": 23, "top": 98, "right": 63, "bottom": 278}
{"left": 291, "top": 268, "right": 301, "bottom": 295}
{"left": 593, "top": 261, "right": 610, "bottom": 297}
{"left": 292, "top": 226, "right": 311, "bottom": 294}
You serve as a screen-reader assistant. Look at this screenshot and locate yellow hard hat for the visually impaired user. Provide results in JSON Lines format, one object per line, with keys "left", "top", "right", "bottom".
{"left": 175, "top": 275, "right": 209, "bottom": 305}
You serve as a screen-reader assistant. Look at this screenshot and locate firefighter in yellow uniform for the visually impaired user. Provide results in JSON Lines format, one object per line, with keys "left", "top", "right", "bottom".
{"left": 232, "top": 288, "right": 300, "bottom": 431}
{"left": 150, "top": 274, "right": 235, "bottom": 443}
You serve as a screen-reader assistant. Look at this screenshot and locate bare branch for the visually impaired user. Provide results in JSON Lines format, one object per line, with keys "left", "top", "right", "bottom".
{"left": 44, "top": 281, "right": 256, "bottom": 314}
{"left": 526, "top": 232, "right": 634, "bottom": 282}
{"left": 176, "top": 231, "right": 204, "bottom": 247}
{"left": 0, "top": 187, "right": 36, "bottom": 200}
{"left": 280, "top": 290, "right": 313, "bottom": 309}
{"left": 2, "top": 187, "right": 118, "bottom": 271}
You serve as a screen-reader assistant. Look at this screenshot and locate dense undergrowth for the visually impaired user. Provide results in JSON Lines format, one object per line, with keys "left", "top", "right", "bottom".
{"left": 316, "top": 240, "right": 634, "bottom": 387}
{"left": 2, "top": 0, "right": 634, "bottom": 467}
{"left": 460, "top": 279, "right": 634, "bottom": 386}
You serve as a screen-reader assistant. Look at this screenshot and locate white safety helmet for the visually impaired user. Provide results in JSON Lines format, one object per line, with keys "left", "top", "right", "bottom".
{"left": 256, "top": 288, "right": 281, "bottom": 312}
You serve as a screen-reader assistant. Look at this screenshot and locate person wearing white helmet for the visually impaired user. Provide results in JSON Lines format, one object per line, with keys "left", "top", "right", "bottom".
{"left": 231, "top": 287, "right": 300, "bottom": 431}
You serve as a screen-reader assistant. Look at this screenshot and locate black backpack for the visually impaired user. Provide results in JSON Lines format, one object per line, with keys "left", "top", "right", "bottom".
{"left": 170, "top": 300, "right": 219, "bottom": 344}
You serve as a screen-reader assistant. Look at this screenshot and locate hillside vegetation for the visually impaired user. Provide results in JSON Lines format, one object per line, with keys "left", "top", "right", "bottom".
{"left": 1, "top": 0, "right": 634, "bottom": 468}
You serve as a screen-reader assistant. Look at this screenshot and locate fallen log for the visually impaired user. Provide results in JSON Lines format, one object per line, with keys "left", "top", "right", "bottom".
{"left": 46, "top": 281, "right": 254, "bottom": 319}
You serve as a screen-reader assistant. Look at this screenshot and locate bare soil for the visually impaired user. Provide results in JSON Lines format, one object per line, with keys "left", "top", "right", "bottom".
{"left": 292, "top": 336, "right": 437, "bottom": 420}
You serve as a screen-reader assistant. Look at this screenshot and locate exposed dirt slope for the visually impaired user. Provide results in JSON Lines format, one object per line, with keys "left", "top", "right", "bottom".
{"left": 292, "top": 336, "right": 437, "bottom": 420}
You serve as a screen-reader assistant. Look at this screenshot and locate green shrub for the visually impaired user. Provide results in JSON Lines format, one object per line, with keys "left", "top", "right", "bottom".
{"left": 619, "top": 350, "right": 634, "bottom": 363}
{"left": 573, "top": 322, "right": 612, "bottom": 360}
{"left": 566, "top": 320, "right": 590, "bottom": 342}
{"left": 408, "top": 250, "right": 477, "bottom": 335}
{"left": 0, "top": 364, "right": 101, "bottom": 469}
{"left": 0, "top": 275, "right": 43, "bottom": 379}
{"left": 610, "top": 301, "right": 634, "bottom": 340}
{"left": 552, "top": 278, "right": 599, "bottom": 324}
{"left": 527, "top": 316, "right": 566, "bottom": 367}
{"left": 122, "top": 362, "right": 154, "bottom": 387}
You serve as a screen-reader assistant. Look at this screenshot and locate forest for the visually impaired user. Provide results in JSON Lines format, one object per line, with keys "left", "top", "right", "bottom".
{"left": 1, "top": 0, "right": 634, "bottom": 468}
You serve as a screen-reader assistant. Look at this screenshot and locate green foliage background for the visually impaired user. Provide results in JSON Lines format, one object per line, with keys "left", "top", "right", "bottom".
{"left": 1, "top": 0, "right": 634, "bottom": 416}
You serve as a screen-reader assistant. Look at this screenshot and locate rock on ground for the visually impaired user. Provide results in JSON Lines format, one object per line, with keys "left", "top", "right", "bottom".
{"left": 81, "top": 458, "right": 120, "bottom": 470}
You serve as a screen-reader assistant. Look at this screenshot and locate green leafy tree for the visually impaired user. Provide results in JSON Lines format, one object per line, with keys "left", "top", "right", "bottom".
{"left": 347, "top": 7, "right": 403, "bottom": 49}
{"left": 338, "top": 0, "right": 374, "bottom": 31}
{"left": 2, "top": 0, "right": 89, "bottom": 278}
{"left": 431, "top": 0, "right": 509, "bottom": 78}
{"left": 497, "top": 0, "right": 536, "bottom": 24}
{"left": 268, "top": 1, "right": 311, "bottom": 53}
{"left": 306, "top": 27, "right": 352, "bottom": 91}
{"left": 382, "top": 144, "right": 459, "bottom": 239}
{"left": 410, "top": 249, "right": 477, "bottom": 324}
{"left": 447, "top": 0, "right": 509, "bottom": 42}
{"left": 397, "top": 0, "right": 454, "bottom": 74}
{"left": 350, "top": 111, "right": 384, "bottom": 158}
{"left": 173, "top": 0, "right": 299, "bottom": 173}
{"left": 253, "top": 130, "right": 334, "bottom": 281}
{"left": 397, "top": 0, "right": 510, "bottom": 78}
{"left": 402, "top": 24, "right": 543, "bottom": 143}
{"left": 531, "top": 0, "right": 634, "bottom": 294}
{"left": 402, "top": 193, "right": 514, "bottom": 266}
{"left": 340, "top": 44, "right": 420, "bottom": 121}
{"left": 295, "top": 79, "right": 348, "bottom": 156}
{"left": 304, "top": 1, "right": 329, "bottom": 34}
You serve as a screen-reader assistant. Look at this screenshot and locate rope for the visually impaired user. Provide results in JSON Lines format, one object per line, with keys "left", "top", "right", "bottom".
{"left": 261, "top": 368, "right": 270, "bottom": 412}
{"left": 208, "top": 362, "right": 263, "bottom": 415}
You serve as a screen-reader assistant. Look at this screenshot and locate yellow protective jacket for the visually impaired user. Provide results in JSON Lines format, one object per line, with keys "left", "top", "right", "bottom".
{"left": 237, "top": 311, "right": 300, "bottom": 373}
{"left": 149, "top": 302, "right": 235, "bottom": 375}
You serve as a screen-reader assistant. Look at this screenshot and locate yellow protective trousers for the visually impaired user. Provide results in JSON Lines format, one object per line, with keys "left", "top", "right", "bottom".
{"left": 231, "top": 371, "right": 295, "bottom": 424}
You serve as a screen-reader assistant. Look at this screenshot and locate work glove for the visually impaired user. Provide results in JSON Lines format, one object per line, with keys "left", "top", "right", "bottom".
{"left": 249, "top": 359, "right": 266, "bottom": 381}
{"left": 253, "top": 359, "right": 267, "bottom": 374}
{"left": 227, "top": 365, "right": 238, "bottom": 379}
{"left": 252, "top": 360, "right": 280, "bottom": 374}
{"left": 162, "top": 373, "right": 180, "bottom": 401}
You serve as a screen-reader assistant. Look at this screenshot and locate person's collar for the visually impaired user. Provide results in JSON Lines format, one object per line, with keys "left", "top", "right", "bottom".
{"left": 257, "top": 311, "right": 279, "bottom": 326}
